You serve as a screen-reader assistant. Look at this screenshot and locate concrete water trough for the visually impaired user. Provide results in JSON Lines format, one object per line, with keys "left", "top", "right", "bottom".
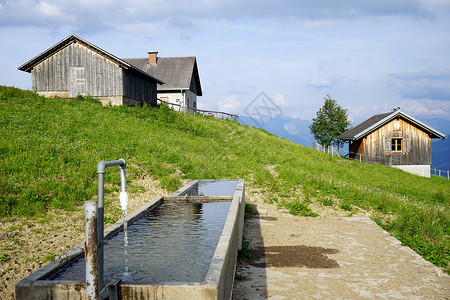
{"left": 16, "top": 179, "right": 245, "bottom": 300}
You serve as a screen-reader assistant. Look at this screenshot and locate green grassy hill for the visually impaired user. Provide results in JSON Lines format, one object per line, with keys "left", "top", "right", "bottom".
{"left": 1, "top": 86, "right": 449, "bottom": 273}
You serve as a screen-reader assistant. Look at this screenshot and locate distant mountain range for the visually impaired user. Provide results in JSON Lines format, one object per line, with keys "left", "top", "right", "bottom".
{"left": 421, "top": 117, "right": 450, "bottom": 171}
{"left": 239, "top": 116, "right": 316, "bottom": 147}
{"left": 239, "top": 115, "right": 450, "bottom": 172}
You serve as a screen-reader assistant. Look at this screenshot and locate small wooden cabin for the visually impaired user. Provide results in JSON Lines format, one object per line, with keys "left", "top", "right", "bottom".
{"left": 338, "top": 109, "right": 446, "bottom": 177}
{"left": 18, "top": 34, "right": 163, "bottom": 106}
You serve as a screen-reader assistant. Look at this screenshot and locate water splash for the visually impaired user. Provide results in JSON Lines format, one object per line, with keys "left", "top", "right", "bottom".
{"left": 122, "top": 209, "right": 130, "bottom": 277}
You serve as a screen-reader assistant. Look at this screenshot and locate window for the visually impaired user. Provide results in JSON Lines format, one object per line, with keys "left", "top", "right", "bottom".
{"left": 391, "top": 138, "right": 402, "bottom": 152}
{"left": 385, "top": 137, "right": 409, "bottom": 153}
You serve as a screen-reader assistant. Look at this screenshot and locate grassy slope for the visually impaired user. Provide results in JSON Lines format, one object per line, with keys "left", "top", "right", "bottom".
{"left": 1, "top": 86, "right": 449, "bottom": 273}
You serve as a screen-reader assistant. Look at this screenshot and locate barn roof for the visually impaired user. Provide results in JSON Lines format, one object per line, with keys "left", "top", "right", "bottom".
{"left": 338, "top": 110, "right": 446, "bottom": 140}
{"left": 123, "top": 57, "right": 202, "bottom": 96}
{"left": 17, "top": 34, "right": 163, "bottom": 84}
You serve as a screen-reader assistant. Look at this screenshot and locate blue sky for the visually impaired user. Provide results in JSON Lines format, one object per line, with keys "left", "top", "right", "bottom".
{"left": 1, "top": 0, "right": 450, "bottom": 124}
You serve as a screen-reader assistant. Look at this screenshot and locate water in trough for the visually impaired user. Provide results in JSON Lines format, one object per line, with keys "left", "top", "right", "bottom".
{"left": 48, "top": 201, "right": 231, "bottom": 283}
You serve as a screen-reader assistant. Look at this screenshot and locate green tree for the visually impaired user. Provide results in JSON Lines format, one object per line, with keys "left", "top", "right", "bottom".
{"left": 309, "top": 95, "right": 350, "bottom": 151}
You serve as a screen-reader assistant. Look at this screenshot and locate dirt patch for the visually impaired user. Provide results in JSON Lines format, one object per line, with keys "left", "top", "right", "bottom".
{"left": 251, "top": 245, "right": 340, "bottom": 269}
{"left": 0, "top": 209, "right": 85, "bottom": 299}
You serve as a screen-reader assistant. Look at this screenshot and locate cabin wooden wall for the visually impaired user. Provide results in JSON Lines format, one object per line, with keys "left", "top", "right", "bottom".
{"left": 31, "top": 41, "right": 158, "bottom": 104}
{"left": 349, "top": 140, "right": 363, "bottom": 160}
{"left": 357, "top": 118, "right": 431, "bottom": 166}
{"left": 31, "top": 42, "right": 124, "bottom": 97}
{"left": 123, "top": 70, "right": 157, "bottom": 105}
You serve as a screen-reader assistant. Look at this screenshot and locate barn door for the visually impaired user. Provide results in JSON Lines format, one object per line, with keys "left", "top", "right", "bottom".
{"left": 69, "top": 67, "right": 86, "bottom": 97}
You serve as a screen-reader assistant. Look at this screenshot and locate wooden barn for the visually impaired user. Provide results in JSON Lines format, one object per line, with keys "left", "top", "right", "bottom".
{"left": 18, "top": 34, "right": 163, "bottom": 106}
{"left": 338, "top": 109, "right": 446, "bottom": 177}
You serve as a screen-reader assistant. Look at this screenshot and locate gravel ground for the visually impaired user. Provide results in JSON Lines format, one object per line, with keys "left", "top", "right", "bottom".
{"left": 232, "top": 191, "right": 450, "bottom": 300}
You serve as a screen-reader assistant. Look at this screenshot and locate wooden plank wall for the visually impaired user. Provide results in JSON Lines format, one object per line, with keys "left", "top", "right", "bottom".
{"left": 361, "top": 118, "right": 431, "bottom": 165}
{"left": 31, "top": 42, "right": 123, "bottom": 97}
{"left": 123, "top": 71, "right": 157, "bottom": 105}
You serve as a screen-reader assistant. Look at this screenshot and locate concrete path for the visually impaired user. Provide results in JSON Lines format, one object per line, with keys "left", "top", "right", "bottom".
{"left": 232, "top": 201, "right": 450, "bottom": 299}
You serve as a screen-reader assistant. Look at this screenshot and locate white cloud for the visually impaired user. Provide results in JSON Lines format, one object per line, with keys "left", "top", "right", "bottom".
{"left": 349, "top": 103, "right": 394, "bottom": 122}
{"left": 400, "top": 99, "right": 450, "bottom": 117}
{"left": 290, "top": 112, "right": 303, "bottom": 119}
{"left": 420, "top": 0, "right": 450, "bottom": 7}
{"left": 107, "top": 22, "right": 156, "bottom": 35}
{"left": 307, "top": 76, "right": 337, "bottom": 89}
{"left": 349, "top": 100, "right": 450, "bottom": 124}
{"left": 272, "top": 93, "right": 290, "bottom": 107}
{"left": 0, "top": 0, "right": 434, "bottom": 32}
{"left": 37, "top": 1, "right": 62, "bottom": 17}
{"left": 387, "top": 70, "right": 450, "bottom": 101}
{"left": 303, "top": 19, "right": 340, "bottom": 30}
{"left": 217, "top": 95, "right": 240, "bottom": 113}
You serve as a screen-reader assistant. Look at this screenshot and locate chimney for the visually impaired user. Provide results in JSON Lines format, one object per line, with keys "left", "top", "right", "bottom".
{"left": 148, "top": 51, "right": 158, "bottom": 64}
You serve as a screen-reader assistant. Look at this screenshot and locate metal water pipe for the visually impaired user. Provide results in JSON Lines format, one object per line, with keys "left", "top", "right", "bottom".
{"left": 85, "top": 201, "right": 99, "bottom": 299}
{"left": 85, "top": 159, "right": 127, "bottom": 300}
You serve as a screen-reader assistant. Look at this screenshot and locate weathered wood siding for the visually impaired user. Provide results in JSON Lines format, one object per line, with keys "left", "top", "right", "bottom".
{"left": 349, "top": 140, "right": 363, "bottom": 160}
{"left": 123, "top": 70, "right": 157, "bottom": 105}
{"left": 30, "top": 41, "right": 158, "bottom": 104}
{"left": 355, "top": 118, "right": 431, "bottom": 166}
{"left": 31, "top": 42, "right": 123, "bottom": 97}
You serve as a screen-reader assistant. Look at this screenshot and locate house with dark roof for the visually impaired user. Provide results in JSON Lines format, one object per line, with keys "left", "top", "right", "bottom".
{"left": 338, "top": 109, "right": 446, "bottom": 177}
{"left": 18, "top": 34, "right": 163, "bottom": 106}
{"left": 124, "top": 52, "right": 202, "bottom": 112}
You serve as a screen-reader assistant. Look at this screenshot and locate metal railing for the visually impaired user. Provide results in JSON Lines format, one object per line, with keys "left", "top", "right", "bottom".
{"left": 431, "top": 168, "right": 450, "bottom": 179}
{"left": 157, "top": 98, "right": 239, "bottom": 121}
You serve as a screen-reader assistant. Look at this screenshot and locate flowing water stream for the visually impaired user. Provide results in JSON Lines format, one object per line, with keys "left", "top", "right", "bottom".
{"left": 122, "top": 209, "right": 130, "bottom": 279}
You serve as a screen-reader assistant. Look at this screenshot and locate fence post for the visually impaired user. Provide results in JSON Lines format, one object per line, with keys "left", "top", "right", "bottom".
{"left": 359, "top": 153, "right": 361, "bottom": 163}
{"left": 439, "top": 170, "right": 441, "bottom": 177}
{"left": 334, "top": 147, "right": 341, "bottom": 158}
{"left": 448, "top": 170, "right": 449, "bottom": 179}
{"left": 434, "top": 168, "right": 436, "bottom": 175}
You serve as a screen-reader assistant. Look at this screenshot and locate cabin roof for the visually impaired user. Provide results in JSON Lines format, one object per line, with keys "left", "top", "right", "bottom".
{"left": 123, "top": 57, "right": 202, "bottom": 96}
{"left": 339, "top": 110, "right": 446, "bottom": 140}
{"left": 17, "top": 34, "right": 163, "bottom": 84}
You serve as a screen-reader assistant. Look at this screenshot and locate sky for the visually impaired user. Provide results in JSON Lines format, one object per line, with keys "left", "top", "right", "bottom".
{"left": 1, "top": 0, "right": 450, "bottom": 125}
